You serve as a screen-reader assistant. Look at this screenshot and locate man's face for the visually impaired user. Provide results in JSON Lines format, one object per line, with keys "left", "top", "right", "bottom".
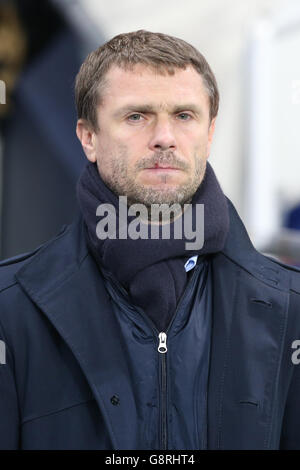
{"left": 77, "top": 63, "right": 216, "bottom": 207}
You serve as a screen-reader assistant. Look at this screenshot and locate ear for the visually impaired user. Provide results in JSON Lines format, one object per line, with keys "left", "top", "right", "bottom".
{"left": 76, "top": 119, "right": 97, "bottom": 162}
{"left": 206, "top": 116, "right": 216, "bottom": 159}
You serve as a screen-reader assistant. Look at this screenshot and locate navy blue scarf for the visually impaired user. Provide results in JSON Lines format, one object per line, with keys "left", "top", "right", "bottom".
{"left": 76, "top": 161, "right": 229, "bottom": 331}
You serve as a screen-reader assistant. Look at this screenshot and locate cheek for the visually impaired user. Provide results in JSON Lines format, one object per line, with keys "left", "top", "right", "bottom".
{"left": 118, "top": 131, "right": 148, "bottom": 157}
{"left": 94, "top": 138, "right": 116, "bottom": 176}
{"left": 96, "top": 131, "right": 119, "bottom": 160}
{"left": 193, "top": 131, "right": 209, "bottom": 152}
{"left": 114, "top": 123, "right": 153, "bottom": 154}
{"left": 179, "top": 126, "right": 207, "bottom": 149}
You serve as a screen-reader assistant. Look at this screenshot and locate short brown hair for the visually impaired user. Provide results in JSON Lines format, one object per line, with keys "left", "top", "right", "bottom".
{"left": 75, "top": 30, "right": 219, "bottom": 132}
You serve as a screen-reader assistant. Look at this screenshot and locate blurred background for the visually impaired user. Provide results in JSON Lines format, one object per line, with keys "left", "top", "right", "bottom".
{"left": 0, "top": 0, "right": 299, "bottom": 265}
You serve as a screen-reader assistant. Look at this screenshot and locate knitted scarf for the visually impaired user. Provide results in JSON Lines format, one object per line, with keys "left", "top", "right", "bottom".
{"left": 76, "top": 160, "right": 230, "bottom": 331}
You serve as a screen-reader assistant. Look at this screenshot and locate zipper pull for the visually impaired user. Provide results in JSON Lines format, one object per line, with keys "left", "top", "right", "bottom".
{"left": 158, "top": 332, "right": 167, "bottom": 353}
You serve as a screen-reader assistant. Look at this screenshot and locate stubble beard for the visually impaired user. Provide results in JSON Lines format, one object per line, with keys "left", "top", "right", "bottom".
{"left": 99, "top": 150, "right": 207, "bottom": 222}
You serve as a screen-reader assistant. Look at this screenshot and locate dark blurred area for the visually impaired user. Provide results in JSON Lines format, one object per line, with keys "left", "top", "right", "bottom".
{"left": 0, "top": 0, "right": 95, "bottom": 259}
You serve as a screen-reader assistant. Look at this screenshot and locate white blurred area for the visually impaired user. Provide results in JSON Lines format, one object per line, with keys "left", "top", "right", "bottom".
{"left": 57, "top": 0, "right": 300, "bottom": 257}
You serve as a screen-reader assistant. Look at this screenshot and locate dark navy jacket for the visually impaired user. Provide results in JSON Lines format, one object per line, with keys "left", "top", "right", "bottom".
{"left": 1, "top": 197, "right": 300, "bottom": 450}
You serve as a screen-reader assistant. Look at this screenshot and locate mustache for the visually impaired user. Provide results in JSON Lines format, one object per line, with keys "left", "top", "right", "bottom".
{"left": 135, "top": 152, "right": 189, "bottom": 170}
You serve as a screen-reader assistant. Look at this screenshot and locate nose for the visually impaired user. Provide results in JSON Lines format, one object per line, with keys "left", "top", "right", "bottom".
{"left": 148, "top": 118, "right": 176, "bottom": 152}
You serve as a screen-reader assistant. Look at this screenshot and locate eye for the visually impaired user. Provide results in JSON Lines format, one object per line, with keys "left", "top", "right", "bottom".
{"left": 177, "top": 113, "right": 191, "bottom": 121}
{"left": 127, "top": 113, "right": 143, "bottom": 121}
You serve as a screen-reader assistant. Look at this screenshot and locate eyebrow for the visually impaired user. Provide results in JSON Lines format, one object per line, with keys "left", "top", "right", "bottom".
{"left": 113, "top": 103, "right": 203, "bottom": 118}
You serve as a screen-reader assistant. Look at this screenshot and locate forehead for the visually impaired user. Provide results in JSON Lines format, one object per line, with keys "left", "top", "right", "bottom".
{"left": 101, "top": 63, "right": 210, "bottom": 110}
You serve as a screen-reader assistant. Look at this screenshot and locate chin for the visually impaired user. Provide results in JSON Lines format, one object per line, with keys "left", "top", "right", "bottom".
{"left": 136, "top": 187, "right": 191, "bottom": 207}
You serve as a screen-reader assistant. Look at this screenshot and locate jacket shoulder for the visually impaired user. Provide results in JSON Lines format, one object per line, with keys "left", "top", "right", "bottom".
{"left": 262, "top": 253, "right": 300, "bottom": 294}
{"left": 263, "top": 254, "right": 300, "bottom": 273}
{"left": 0, "top": 225, "right": 69, "bottom": 293}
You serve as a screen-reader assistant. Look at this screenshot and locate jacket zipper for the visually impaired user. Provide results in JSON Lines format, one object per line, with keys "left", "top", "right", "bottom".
{"left": 100, "top": 262, "right": 203, "bottom": 450}
{"left": 158, "top": 332, "right": 168, "bottom": 450}
{"left": 155, "top": 261, "right": 202, "bottom": 450}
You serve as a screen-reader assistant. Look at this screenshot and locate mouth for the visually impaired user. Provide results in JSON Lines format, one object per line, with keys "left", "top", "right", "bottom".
{"left": 145, "top": 164, "right": 182, "bottom": 170}
{"left": 143, "top": 168, "right": 182, "bottom": 175}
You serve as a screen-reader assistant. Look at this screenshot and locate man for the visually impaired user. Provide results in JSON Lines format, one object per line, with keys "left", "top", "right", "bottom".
{"left": 0, "top": 30, "right": 300, "bottom": 450}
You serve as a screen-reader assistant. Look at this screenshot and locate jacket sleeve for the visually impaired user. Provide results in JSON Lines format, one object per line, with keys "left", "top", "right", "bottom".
{"left": 0, "top": 320, "right": 20, "bottom": 449}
